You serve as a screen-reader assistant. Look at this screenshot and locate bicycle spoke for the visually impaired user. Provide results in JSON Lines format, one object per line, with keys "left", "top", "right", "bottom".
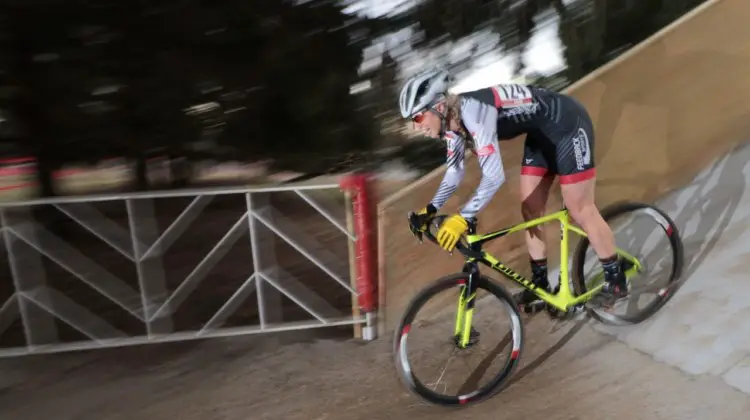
{"left": 428, "top": 348, "right": 459, "bottom": 393}
{"left": 573, "top": 202, "right": 683, "bottom": 325}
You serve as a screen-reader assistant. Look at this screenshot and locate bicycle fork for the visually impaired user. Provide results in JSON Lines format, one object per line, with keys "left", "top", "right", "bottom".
{"left": 454, "top": 261, "right": 480, "bottom": 348}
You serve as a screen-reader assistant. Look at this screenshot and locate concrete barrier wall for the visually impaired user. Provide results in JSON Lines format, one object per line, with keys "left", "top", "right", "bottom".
{"left": 377, "top": 0, "right": 750, "bottom": 333}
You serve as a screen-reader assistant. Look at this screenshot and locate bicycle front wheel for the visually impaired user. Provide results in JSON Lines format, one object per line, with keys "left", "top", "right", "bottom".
{"left": 392, "top": 273, "right": 524, "bottom": 407}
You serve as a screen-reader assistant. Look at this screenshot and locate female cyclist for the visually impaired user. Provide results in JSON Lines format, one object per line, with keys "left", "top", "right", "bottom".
{"left": 401, "top": 67, "right": 627, "bottom": 308}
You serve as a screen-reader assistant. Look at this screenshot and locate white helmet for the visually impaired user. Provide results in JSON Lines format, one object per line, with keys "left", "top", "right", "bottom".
{"left": 398, "top": 67, "right": 453, "bottom": 118}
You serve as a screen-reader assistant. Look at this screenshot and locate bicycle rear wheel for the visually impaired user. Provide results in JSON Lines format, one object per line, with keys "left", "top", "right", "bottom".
{"left": 393, "top": 273, "right": 524, "bottom": 407}
{"left": 572, "top": 201, "right": 684, "bottom": 325}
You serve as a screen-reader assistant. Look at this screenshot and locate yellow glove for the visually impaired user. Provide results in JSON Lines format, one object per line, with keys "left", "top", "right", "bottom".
{"left": 437, "top": 214, "right": 469, "bottom": 252}
{"left": 411, "top": 204, "right": 437, "bottom": 232}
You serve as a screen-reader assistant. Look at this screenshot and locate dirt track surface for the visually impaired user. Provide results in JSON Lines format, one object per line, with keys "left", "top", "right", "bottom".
{"left": 1, "top": 313, "right": 749, "bottom": 420}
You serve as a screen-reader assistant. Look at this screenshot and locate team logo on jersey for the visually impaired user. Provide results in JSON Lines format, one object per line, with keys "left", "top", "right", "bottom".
{"left": 572, "top": 128, "right": 591, "bottom": 170}
{"left": 476, "top": 144, "right": 496, "bottom": 156}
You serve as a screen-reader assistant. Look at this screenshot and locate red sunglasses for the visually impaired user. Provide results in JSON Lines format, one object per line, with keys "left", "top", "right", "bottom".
{"left": 412, "top": 102, "right": 444, "bottom": 124}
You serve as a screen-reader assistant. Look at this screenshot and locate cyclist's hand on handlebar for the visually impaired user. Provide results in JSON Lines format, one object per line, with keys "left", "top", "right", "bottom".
{"left": 410, "top": 204, "right": 437, "bottom": 231}
{"left": 437, "top": 214, "right": 469, "bottom": 252}
{"left": 408, "top": 204, "right": 437, "bottom": 242}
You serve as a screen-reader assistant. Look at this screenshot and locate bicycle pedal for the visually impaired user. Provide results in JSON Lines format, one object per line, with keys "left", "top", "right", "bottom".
{"left": 521, "top": 300, "right": 546, "bottom": 314}
{"left": 566, "top": 305, "right": 588, "bottom": 320}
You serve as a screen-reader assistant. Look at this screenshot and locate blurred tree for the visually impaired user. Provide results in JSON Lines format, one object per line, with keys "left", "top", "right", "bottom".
{"left": 1, "top": 3, "right": 88, "bottom": 197}
{"left": 217, "top": 0, "right": 378, "bottom": 174}
{"left": 0, "top": 0, "right": 385, "bottom": 195}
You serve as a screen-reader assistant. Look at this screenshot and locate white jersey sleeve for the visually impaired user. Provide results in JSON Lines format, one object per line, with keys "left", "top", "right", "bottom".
{"left": 429, "top": 131, "right": 466, "bottom": 210}
{"left": 458, "top": 97, "right": 505, "bottom": 219}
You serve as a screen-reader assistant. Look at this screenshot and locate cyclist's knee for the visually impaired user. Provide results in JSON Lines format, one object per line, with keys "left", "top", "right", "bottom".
{"left": 560, "top": 176, "right": 595, "bottom": 221}
{"left": 566, "top": 201, "right": 599, "bottom": 226}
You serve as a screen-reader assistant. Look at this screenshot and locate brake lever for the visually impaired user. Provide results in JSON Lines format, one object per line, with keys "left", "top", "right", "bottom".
{"left": 407, "top": 212, "right": 423, "bottom": 243}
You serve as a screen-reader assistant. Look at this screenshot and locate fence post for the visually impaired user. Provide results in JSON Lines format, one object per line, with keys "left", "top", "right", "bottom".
{"left": 340, "top": 173, "right": 377, "bottom": 340}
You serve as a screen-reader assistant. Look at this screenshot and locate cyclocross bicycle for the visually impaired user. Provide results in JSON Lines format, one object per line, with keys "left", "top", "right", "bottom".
{"left": 393, "top": 201, "right": 684, "bottom": 407}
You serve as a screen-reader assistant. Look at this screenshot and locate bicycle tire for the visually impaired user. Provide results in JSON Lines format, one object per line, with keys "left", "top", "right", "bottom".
{"left": 392, "top": 273, "right": 524, "bottom": 407}
{"left": 572, "top": 201, "right": 684, "bottom": 325}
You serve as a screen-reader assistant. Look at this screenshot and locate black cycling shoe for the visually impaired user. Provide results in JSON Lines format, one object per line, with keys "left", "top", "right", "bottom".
{"left": 596, "top": 280, "right": 629, "bottom": 308}
{"left": 593, "top": 259, "right": 629, "bottom": 308}
{"left": 512, "top": 259, "right": 550, "bottom": 313}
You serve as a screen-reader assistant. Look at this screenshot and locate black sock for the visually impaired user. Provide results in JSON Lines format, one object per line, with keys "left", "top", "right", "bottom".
{"left": 600, "top": 255, "right": 622, "bottom": 281}
{"left": 530, "top": 258, "right": 549, "bottom": 288}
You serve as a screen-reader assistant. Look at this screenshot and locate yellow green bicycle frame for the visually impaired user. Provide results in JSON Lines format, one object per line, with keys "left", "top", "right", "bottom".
{"left": 453, "top": 208, "right": 642, "bottom": 347}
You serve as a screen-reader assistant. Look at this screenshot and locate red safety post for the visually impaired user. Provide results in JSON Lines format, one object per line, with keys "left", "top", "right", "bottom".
{"left": 340, "top": 172, "right": 377, "bottom": 340}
